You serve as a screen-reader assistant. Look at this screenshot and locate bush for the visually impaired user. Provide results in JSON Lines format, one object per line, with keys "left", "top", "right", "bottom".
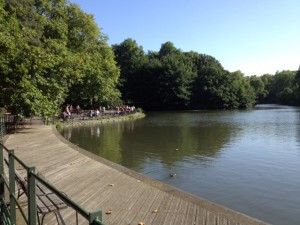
{"left": 136, "top": 107, "right": 144, "bottom": 113}
{"left": 55, "top": 121, "right": 62, "bottom": 130}
{"left": 0, "top": 108, "right": 7, "bottom": 114}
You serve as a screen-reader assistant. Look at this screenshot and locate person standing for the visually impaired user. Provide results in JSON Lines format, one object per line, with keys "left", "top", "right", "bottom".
{"left": 66, "top": 105, "right": 71, "bottom": 118}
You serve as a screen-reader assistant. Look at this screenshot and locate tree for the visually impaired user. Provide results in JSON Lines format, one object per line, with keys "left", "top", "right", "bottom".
{"left": 190, "top": 53, "right": 230, "bottom": 109}
{"left": 295, "top": 66, "right": 300, "bottom": 105}
{"left": 250, "top": 75, "right": 265, "bottom": 102}
{"left": 113, "top": 40, "right": 258, "bottom": 110}
{"left": 112, "top": 39, "right": 146, "bottom": 104}
{"left": 0, "top": 0, "right": 121, "bottom": 117}
{"left": 0, "top": 0, "right": 68, "bottom": 118}
{"left": 260, "top": 74, "right": 275, "bottom": 103}
{"left": 271, "top": 71, "right": 297, "bottom": 105}
{"left": 132, "top": 57, "right": 162, "bottom": 108}
{"left": 228, "top": 71, "right": 256, "bottom": 108}
{"left": 65, "top": 3, "right": 120, "bottom": 107}
{"left": 189, "top": 52, "right": 256, "bottom": 109}
{"left": 67, "top": 43, "right": 121, "bottom": 107}
{"left": 154, "top": 42, "right": 196, "bottom": 109}
{"left": 66, "top": 3, "right": 101, "bottom": 51}
{"left": 158, "top": 41, "right": 180, "bottom": 57}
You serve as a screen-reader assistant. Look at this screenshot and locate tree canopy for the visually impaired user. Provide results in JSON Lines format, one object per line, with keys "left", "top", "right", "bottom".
{"left": 260, "top": 70, "right": 299, "bottom": 105}
{"left": 0, "top": 0, "right": 120, "bottom": 118}
{"left": 112, "top": 38, "right": 299, "bottom": 109}
{"left": 112, "top": 40, "right": 258, "bottom": 110}
{"left": 1, "top": 1, "right": 299, "bottom": 118}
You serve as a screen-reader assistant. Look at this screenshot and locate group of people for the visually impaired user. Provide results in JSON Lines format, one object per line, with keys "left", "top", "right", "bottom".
{"left": 116, "top": 105, "right": 136, "bottom": 114}
{"left": 88, "top": 109, "right": 100, "bottom": 117}
{"left": 61, "top": 104, "right": 81, "bottom": 121}
{"left": 88, "top": 105, "right": 136, "bottom": 117}
{"left": 61, "top": 104, "right": 136, "bottom": 121}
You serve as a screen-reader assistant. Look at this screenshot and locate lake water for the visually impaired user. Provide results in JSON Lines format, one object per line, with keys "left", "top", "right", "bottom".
{"left": 60, "top": 104, "right": 300, "bottom": 225}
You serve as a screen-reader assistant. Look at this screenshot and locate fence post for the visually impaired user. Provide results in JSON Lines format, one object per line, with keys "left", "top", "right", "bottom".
{"left": 0, "top": 144, "right": 4, "bottom": 197}
{"left": 89, "top": 211, "right": 103, "bottom": 225}
{"left": 8, "top": 150, "right": 16, "bottom": 224}
{"left": 28, "top": 166, "right": 37, "bottom": 225}
{"left": 0, "top": 115, "right": 3, "bottom": 142}
{"left": 0, "top": 144, "right": 4, "bottom": 224}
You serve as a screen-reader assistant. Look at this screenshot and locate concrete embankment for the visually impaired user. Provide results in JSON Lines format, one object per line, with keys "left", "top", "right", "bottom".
{"left": 3, "top": 122, "right": 269, "bottom": 225}
{"left": 57, "top": 112, "right": 146, "bottom": 128}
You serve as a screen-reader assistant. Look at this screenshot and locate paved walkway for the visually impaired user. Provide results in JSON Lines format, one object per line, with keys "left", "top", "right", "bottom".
{"left": 4, "top": 125, "right": 269, "bottom": 225}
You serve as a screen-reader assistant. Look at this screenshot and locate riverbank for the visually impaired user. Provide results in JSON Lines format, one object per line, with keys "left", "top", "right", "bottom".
{"left": 3, "top": 124, "right": 269, "bottom": 225}
{"left": 56, "top": 112, "right": 145, "bottom": 128}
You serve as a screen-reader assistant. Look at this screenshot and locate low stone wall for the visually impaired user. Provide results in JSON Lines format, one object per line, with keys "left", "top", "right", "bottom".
{"left": 57, "top": 112, "right": 145, "bottom": 128}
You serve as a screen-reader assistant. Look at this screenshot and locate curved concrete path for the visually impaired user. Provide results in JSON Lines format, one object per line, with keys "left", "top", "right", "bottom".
{"left": 4, "top": 125, "right": 269, "bottom": 225}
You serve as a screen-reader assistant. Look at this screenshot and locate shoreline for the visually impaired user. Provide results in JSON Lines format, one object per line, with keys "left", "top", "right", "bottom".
{"left": 57, "top": 112, "right": 145, "bottom": 128}
{"left": 52, "top": 124, "right": 269, "bottom": 225}
{"left": 3, "top": 122, "right": 269, "bottom": 224}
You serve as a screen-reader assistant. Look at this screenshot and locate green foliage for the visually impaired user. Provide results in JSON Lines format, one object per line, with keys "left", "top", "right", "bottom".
{"left": 271, "top": 71, "right": 298, "bottom": 105}
{"left": 113, "top": 41, "right": 258, "bottom": 110}
{"left": 155, "top": 44, "right": 197, "bottom": 109}
{"left": 190, "top": 53, "right": 229, "bottom": 109}
{"left": 67, "top": 42, "right": 121, "bottom": 107}
{"left": 136, "top": 107, "right": 144, "bottom": 113}
{"left": 113, "top": 38, "right": 299, "bottom": 108}
{"left": 112, "top": 39, "right": 147, "bottom": 103}
{"left": 229, "top": 71, "right": 256, "bottom": 108}
{"left": 250, "top": 76, "right": 266, "bottom": 102}
{"left": 295, "top": 67, "right": 300, "bottom": 104}
{"left": 0, "top": 108, "right": 7, "bottom": 114}
{"left": 1, "top": 0, "right": 298, "bottom": 115}
{"left": 259, "top": 71, "right": 299, "bottom": 105}
{"left": 56, "top": 121, "right": 62, "bottom": 130}
{"left": 0, "top": 0, "right": 121, "bottom": 117}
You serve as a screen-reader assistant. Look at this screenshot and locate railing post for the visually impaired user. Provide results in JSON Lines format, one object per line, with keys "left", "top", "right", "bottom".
{"left": 0, "top": 144, "right": 4, "bottom": 224}
{"left": 89, "top": 211, "right": 103, "bottom": 225}
{"left": 0, "top": 115, "right": 3, "bottom": 142}
{"left": 8, "top": 150, "right": 16, "bottom": 224}
{"left": 0, "top": 144, "right": 4, "bottom": 197}
{"left": 28, "top": 166, "right": 37, "bottom": 225}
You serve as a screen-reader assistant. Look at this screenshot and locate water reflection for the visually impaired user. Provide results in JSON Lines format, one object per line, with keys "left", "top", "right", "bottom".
{"left": 63, "top": 129, "right": 72, "bottom": 141}
{"left": 63, "top": 111, "right": 237, "bottom": 170}
{"left": 296, "top": 108, "right": 300, "bottom": 148}
{"left": 60, "top": 106, "right": 300, "bottom": 225}
{"left": 118, "top": 121, "right": 234, "bottom": 169}
{"left": 66, "top": 124, "right": 123, "bottom": 164}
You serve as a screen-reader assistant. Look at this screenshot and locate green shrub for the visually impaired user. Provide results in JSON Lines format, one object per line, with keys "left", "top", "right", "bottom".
{"left": 56, "top": 121, "right": 62, "bottom": 130}
{"left": 136, "top": 107, "right": 143, "bottom": 113}
{"left": 0, "top": 108, "right": 7, "bottom": 114}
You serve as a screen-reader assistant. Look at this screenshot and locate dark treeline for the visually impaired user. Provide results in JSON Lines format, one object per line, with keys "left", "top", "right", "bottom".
{"left": 113, "top": 39, "right": 300, "bottom": 110}
{"left": 0, "top": 0, "right": 299, "bottom": 119}
{"left": 114, "top": 39, "right": 257, "bottom": 110}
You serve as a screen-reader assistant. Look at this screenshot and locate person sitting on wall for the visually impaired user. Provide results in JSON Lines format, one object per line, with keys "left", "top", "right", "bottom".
{"left": 75, "top": 105, "right": 81, "bottom": 114}
{"left": 95, "top": 109, "right": 100, "bottom": 117}
{"left": 66, "top": 105, "right": 71, "bottom": 118}
{"left": 89, "top": 110, "right": 94, "bottom": 117}
{"left": 61, "top": 112, "right": 69, "bottom": 121}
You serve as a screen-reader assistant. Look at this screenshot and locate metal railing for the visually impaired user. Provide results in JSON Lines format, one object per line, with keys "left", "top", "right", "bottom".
{"left": 0, "top": 142, "right": 104, "bottom": 225}
{"left": 0, "top": 115, "right": 8, "bottom": 142}
{"left": 0, "top": 114, "right": 22, "bottom": 142}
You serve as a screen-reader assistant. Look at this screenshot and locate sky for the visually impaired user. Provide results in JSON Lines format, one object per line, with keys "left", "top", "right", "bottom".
{"left": 70, "top": 0, "right": 300, "bottom": 76}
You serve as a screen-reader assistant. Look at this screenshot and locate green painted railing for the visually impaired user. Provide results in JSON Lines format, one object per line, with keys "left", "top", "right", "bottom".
{"left": 0, "top": 143, "right": 104, "bottom": 225}
{"left": 0, "top": 114, "right": 19, "bottom": 142}
{"left": 0, "top": 115, "right": 7, "bottom": 142}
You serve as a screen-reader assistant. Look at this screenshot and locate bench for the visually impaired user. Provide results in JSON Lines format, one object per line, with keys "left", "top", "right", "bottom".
{"left": 35, "top": 179, "right": 68, "bottom": 225}
{"left": 5, "top": 158, "right": 68, "bottom": 225}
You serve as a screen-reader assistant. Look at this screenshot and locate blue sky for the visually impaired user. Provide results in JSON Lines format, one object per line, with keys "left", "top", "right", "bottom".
{"left": 70, "top": 0, "right": 300, "bottom": 76}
